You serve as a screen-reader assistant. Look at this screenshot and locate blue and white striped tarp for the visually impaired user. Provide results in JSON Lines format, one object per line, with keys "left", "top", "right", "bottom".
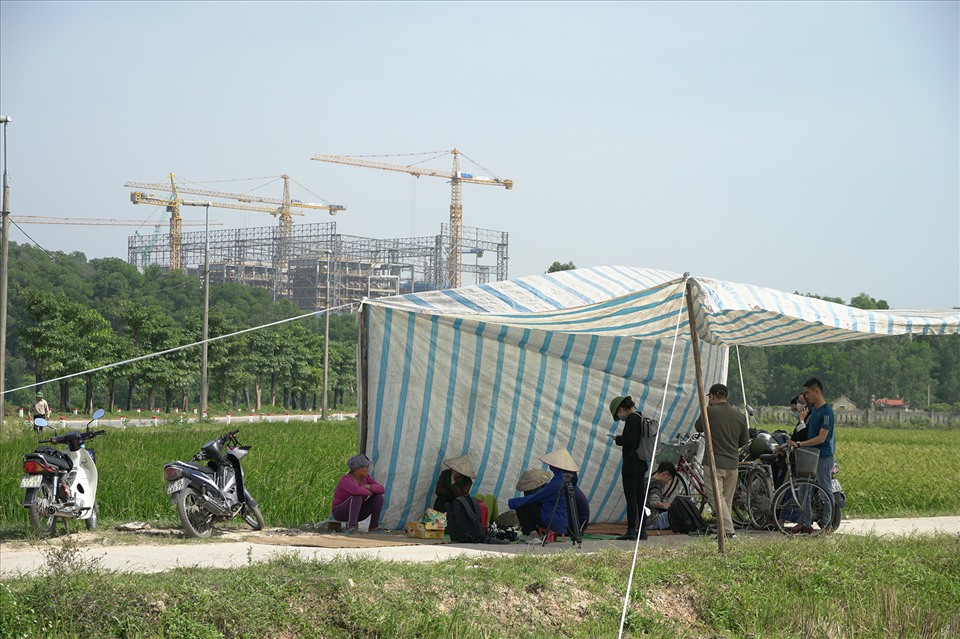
{"left": 359, "top": 267, "right": 959, "bottom": 527}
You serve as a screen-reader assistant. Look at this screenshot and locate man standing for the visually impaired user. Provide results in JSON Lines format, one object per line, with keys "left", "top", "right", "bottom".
{"left": 789, "top": 377, "right": 836, "bottom": 534}
{"left": 695, "top": 383, "right": 749, "bottom": 539}
{"left": 31, "top": 391, "right": 51, "bottom": 433}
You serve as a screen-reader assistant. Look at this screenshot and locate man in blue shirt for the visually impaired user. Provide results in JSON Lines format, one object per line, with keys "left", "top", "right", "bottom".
{"left": 789, "top": 377, "right": 836, "bottom": 534}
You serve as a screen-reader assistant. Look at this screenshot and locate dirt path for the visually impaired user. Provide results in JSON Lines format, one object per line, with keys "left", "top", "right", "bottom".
{"left": 1, "top": 517, "right": 956, "bottom": 579}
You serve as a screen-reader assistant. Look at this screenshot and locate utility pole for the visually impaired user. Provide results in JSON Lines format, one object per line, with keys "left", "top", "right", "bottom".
{"left": 0, "top": 115, "right": 12, "bottom": 427}
{"left": 200, "top": 203, "right": 211, "bottom": 418}
{"left": 321, "top": 249, "right": 331, "bottom": 419}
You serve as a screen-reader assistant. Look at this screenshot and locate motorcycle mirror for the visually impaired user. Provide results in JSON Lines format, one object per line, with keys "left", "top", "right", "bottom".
{"left": 34, "top": 417, "right": 47, "bottom": 428}
{"left": 745, "top": 404, "right": 755, "bottom": 417}
{"left": 91, "top": 408, "right": 105, "bottom": 421}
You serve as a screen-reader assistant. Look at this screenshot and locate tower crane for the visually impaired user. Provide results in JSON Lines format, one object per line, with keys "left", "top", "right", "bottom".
{"left": 311, "top": 149, "right": 512, "bottom": 288}
{"left": 124, "top": 174, "right": 346, "bottom": 272}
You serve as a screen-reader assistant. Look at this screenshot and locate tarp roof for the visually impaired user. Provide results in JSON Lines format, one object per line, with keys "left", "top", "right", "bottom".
{"left": 359, "top": 267, "right": 958, "bottom": 528}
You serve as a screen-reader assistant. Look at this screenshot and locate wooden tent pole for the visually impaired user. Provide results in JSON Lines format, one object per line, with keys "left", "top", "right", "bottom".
{"left": 684, "top": 278, "right": 726, "bottom": 554}
{"left": 357, "top": 302, "right": 369, "bottom": 455}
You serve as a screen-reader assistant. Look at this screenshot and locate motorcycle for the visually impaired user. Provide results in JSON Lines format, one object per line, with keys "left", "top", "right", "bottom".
{"left": 20, "top": 409, "right": 106, "bottom": 535}
{"left": 830, "top": 463, "right": 846, "bottom": 530}
{"left": 163, "top": 428, "right": 265, "bottom": 538}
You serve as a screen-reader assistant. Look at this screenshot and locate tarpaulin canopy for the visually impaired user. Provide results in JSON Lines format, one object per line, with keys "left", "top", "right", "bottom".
{"left": 358, "top": 266, "right": 959, "bottom": 528}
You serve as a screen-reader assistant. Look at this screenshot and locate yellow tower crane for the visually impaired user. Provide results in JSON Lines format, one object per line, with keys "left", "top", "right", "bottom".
{"left": 311, "top": 149, "right": 512, "bottom": 288}
{"left": 124, "top": 174, "right": 346, "bottom": 272}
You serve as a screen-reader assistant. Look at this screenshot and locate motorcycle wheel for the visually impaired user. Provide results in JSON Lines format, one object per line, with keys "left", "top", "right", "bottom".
{"left": 27, "top": 480, "right": 57, "bottom": 536}
{"left": 85, "top": 503, "right": 99, "bottom": 530}
{"left": 830, "top": 502, "right": 842, "bottom": 531}
{"left": 241, "top": 500, "right": 265, "bottom": 531}
{"left": 176, "top": 488, "right": 214, "bottom": 538}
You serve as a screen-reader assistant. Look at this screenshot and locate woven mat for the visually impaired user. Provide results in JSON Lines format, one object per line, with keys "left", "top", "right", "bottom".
{"left": 245, "top": 533, "right": 450, "bottom": 549}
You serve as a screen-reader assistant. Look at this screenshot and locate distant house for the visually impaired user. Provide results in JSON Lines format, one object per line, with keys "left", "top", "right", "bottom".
{"left": 874, "top": 397, "right": 908, "bottom": 410}
{"left": 832, "top": 394, "right": 857, "bottom": 411}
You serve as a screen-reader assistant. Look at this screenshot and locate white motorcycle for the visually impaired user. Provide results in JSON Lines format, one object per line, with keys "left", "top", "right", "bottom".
{"left": 21, "top": 409, "right": 106, "bottom": 535}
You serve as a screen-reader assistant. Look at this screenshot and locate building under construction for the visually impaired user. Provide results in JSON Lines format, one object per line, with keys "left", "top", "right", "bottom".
{"left": 127, "top": 222, "right": 509, "bottom": 311}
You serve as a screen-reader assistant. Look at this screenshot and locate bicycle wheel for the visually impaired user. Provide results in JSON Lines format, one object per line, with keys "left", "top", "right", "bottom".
{"left": 772, "top": 479, "right": 833, "bottom": 537}
{"left": 746, "top": 468, "right": 773, "bottom": 530}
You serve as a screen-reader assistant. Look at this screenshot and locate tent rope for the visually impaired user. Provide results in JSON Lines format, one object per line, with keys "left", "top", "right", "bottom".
{"left": 617, "top": 281, "right": 689, "bottom": 639}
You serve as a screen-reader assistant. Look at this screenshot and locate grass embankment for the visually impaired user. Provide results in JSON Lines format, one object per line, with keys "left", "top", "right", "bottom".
{"left": 1, "top": 535, "right": 958, "bottom": 639}
{"left": 1, "top": 421, "right": 959, "bottom": 533}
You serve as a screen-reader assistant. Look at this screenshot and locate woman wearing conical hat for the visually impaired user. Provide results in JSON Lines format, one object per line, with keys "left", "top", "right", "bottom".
{"left": 507, "top": 448, "right": 582, "bottom": 545}
{"left": 433, "top": 455, "right": 476, "bottom": 513}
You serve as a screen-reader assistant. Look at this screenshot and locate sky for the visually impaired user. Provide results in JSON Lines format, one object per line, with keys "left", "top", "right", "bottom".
{"left": 1, "top": 1, "right": 958, "bottom": 309}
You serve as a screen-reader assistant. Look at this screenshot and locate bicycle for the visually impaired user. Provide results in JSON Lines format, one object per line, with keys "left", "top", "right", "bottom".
{"left": 769, "top": 444, "right": 834, "bottom": 536}
{"left": 666, "top": 433, "right": 747, "bottom": 524}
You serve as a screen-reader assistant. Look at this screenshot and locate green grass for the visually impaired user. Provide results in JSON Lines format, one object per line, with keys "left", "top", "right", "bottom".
{"left": 1, "top": 534, "right": 958, "bottom": 638}
{"left": 1, "top": 421, "right": 958, "bottom": 535}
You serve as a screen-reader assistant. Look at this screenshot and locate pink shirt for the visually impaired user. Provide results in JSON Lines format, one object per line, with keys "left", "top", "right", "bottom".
{"left": 332, "top": 473, "right": 385, "bottom": 508}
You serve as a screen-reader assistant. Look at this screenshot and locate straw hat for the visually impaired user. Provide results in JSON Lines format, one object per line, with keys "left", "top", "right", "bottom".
{"left": 515, "top": 468, "right": 552, "bottom": 492}
{"left": 443, "top": 455, "right": 476, "bottom": 479}
{"left": 538, "top": 448, "right": 580, "bottom": 472}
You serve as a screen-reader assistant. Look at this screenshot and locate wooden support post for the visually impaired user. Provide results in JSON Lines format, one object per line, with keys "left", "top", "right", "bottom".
{"left": 684, "top": 278, "right": 726, "bottom": 554}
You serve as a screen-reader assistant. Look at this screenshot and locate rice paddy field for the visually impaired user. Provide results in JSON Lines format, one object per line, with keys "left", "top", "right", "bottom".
{"left": 0, "top": 419, "right": 958, "bottom": 532}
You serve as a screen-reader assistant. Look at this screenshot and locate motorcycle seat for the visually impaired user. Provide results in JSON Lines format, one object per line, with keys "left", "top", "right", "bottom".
{"left": 25, "top": 450, "right": 72, "bottom": 471}
{"left": 182, "top": 462, "right": 216, "bottom": 475}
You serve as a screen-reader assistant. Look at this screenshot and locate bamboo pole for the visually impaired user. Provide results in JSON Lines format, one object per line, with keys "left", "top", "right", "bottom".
{"left": 357, "top": 302, "right": 369, "bottom": 455}
{"left": 684, "top": 278, "right": 726, "bottom": 553}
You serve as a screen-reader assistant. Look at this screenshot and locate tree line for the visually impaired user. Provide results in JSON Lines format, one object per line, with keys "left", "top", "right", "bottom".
{"left": 5, "top": 242, "right": 357, "bottom": 415}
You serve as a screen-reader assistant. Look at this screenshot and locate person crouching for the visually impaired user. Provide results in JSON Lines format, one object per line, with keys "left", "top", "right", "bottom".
{"left": 332, "top": 454, "right": 385, "bottom": 533}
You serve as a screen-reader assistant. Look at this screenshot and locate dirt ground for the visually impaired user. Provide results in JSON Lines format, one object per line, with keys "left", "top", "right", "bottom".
{"left": 1, "top": 516, "right": 957, "bottom": 579}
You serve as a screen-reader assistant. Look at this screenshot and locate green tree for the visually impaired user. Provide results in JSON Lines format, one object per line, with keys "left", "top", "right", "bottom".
{"left": 547, "top": 261, "right": 576, "bottom": 273}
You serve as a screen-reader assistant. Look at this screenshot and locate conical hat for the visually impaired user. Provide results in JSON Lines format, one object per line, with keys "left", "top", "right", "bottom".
{"left": 516, "top": 469, "right": 552, "bottom": 492}
{"left": 538, "top": 448, "right": 580, "bottom": 472}
{"left": 443, "top": 455, "right": 476, "bottom": 479}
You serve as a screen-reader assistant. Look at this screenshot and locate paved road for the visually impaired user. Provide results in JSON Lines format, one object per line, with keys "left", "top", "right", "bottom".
{"left": 1, "top": 516, "right": 956, "bottom": 579}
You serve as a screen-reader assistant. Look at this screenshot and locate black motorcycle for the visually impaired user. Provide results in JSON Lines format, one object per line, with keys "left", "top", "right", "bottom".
{"left": 163, "top": 429, "right": 265, "bottom": 538}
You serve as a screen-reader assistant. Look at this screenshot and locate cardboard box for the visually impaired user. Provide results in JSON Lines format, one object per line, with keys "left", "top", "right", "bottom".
{"left": 406, "top": 522, "right": 444, "bottom": 539}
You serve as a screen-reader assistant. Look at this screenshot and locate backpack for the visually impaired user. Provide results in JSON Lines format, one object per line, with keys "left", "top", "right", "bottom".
{"left": 637, "top": 413, "right": 659, "bottom": 463}
{"left": 447, "top": 495, "right": 486, "bottom": 543}
{"left": 667, "top": 495, "right": 709, "bottom": 534}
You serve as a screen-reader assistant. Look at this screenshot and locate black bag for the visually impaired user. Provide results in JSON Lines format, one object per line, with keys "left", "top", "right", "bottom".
{"left": 668, "top": 495, "right": 709, "bottom": 534}
{"left": 447, "top": 495, "right": 486, "bottom": 543}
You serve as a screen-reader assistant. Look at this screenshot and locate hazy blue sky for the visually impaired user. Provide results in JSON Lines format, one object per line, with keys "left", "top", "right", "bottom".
{"left": 1, "top": 1, "right": 957, "bottom": 308}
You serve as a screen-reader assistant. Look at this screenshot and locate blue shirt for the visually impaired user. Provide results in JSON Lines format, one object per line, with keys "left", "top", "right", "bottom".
{"left": 804, "top": 403, "right": 835, "bottom": 458}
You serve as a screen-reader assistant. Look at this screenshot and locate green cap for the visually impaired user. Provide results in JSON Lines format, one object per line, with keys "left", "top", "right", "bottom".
{"left": 35, "top": 391, "right": 43, "bottom": 398}
{"left": 609, "top": 396, "right": 627, "bottom": 419}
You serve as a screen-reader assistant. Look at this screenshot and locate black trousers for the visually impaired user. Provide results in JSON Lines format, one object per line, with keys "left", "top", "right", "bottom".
{"left": 516, "top": 503, "right": 542, "bottom": 535}
{"left": 621, "top": 460, "right": 649, "bottom": 532}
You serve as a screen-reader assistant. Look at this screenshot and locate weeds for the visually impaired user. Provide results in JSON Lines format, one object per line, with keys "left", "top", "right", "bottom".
{"left": 1, "top": 535, "right": 958, "bottom": 638}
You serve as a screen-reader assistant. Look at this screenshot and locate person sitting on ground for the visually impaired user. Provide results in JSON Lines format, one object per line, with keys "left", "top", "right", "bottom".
{"left": 433, "top": 455, "right": 476, "bottom": 513}
{"left": 508, "top": 448, "right": 582, "bottom": 545}
{"left": 644, "top": 461, "right": 680, "bottom": 532}
{"left": 331, "top": 454, "right": 385, "bottom": 533}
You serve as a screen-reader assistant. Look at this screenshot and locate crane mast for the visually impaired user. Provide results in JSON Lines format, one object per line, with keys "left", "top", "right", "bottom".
{"left": 311, "top": 148, "right": 512, "bottom": 288}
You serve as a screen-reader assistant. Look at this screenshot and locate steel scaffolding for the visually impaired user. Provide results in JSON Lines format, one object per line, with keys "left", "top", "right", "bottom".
{"left": 127, "top": 221, "right": 509, "bottom": 311}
